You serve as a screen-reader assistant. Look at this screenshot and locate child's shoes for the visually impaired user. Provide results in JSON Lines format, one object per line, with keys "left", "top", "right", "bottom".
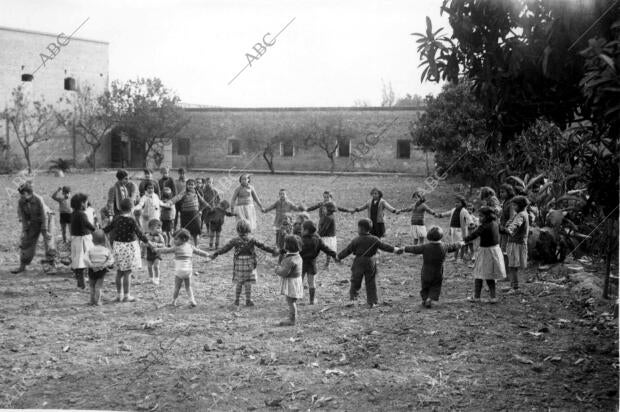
{"left": 123, "top": 295, "right": 136, "bottom": 302}
{"left": 467, "top": 296, "right": 481, "bottom": 303}
{"left": 246, "top": 300, "right": 255, "bottom": 307}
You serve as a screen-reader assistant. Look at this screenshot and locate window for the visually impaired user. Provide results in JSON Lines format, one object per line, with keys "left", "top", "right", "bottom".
{"left": 396, "top": 140, "right": 411, "bottom": 159}
{"left": 178, "top": 138, "right": 191, "bottom": 155}
{"left": 280, "top": 141, "right": 294, "bottom": 157}
{"left": 228, "top": 139, "right": 241, "bottom": 155}
{"left": 337, "top": 137, "right": 350, "bottom": 157}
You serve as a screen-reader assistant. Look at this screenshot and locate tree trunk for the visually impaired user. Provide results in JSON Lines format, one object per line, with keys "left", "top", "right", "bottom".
{"left": 24, "top": 146, "right": 32, "bottom": 174}
{"left": 328, "top": 155, "right": 335, "bottom": 174}
{"left": 603, "top": 219, "right": 614, "bottom": 299}
{"left": 91, "top": 146, "right": 99, "bottom": 171}
{"left": 263, "top": 150, "right": 275, "bottom": 174}
{"left": 425, "top": 152, "right": 430, "bottom": 176}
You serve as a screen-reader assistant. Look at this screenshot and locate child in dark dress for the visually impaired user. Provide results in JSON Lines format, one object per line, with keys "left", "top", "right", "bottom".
{"left": 299, "top": 220, "right": 338, "bottom": 304}
{"left": 337, "top": 218, "right": 398, "bottom": 308}
{"left": 397, "top": 226, "right": 464, "bottom": 308}
{"left": 318, "top": 202, "right": 338, "bottom": 270}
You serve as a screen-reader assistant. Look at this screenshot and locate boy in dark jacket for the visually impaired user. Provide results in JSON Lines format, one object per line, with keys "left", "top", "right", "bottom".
{"left": 337, "top": 218, "right": 398, "bottom": 308}
{"left": 296, "top": 220, "right": 338, "bottom": 304}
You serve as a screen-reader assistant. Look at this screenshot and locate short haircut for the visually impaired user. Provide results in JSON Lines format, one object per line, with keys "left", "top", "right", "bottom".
{"left": 427, "top": 226, "right": 444, "bottom": 241}
{"left": 144, "top": 181, "right": 154, "bottom": 190}
{"left": 455, "top": 195, "right": 467, "bottom": 207}
{"left": 480, "top": 186, "right": 496, "bottom": 200}
{"left": 302, "top": 220, "right": 317, "bottom": 234}
{"left": 178, "top": 168, "right": 186, "bottom": 174}
{"left": 323, "top": 191, "right": 332, "bottom": 198}
{"left": 148, "top": 218, "right": 162, "bottom": 229}
{"left": 185, "top": 179, "right": 196, "bottom": 186}
{"left": 370, "top": 187, "right": 383, "bottom": 198}
{"left": 119, "top": 198, "right": 133, "bottom": 213}
{"left": 511, "top": 195, "right": 529, "bottom": 212}
{"left": 279, "top": 188, "right": 286, "bottom": 192}
{"left": 284, "top": 235, "right": 301, "bottom": 252}
{"left": 296, "top": 212, "right": 310, "bottom": 222}
{"left": 358, "top": 218, "right": 373, "bottom": 233}
{"left": 239, "top": 174, "right": 250, "bottom": 183}
{"left": 62, "top": 186, "right": 71, "bottom": 194}
{"left": 479, "top": 206, "right": 497, "bottom": 220}
{"left": 161, "top": 166, "right": 169, "bottom": 173}
{"left": 219, "top": 199, "right": 230, "bottom": 210}
{"left": 18, "top": 183, "right": 33, "bottom": 195}
{"left": 500, "top": 183, "right": 516, "bottom": 198}
{"left": 92, "top": 229, "right": 107, "bottom": 246}
{"left": 116, "top": 169, "right": 128, "bottom": 181}
{"left": 412, "top": 190, "right": 426, "bottom": 203}
{"left": 174, "top": 228, "right": 191, "bottom": 242}
{"left": 236, "top": 219, "right": 252, "bottom": 235}
{"left": 143, "top": 168, "right": 152, "bottom": 175}
{"left": 70, "top": 193, "right": 88, "bottom": 210}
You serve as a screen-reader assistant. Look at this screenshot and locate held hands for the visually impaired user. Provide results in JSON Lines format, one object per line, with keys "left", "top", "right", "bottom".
{"left": 394, "top": 247, "right": 405, "bottom": 255}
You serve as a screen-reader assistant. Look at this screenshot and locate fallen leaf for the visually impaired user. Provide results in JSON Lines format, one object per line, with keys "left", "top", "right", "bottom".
{"left": 514, "top": 355, "right": 534, "bottom": 365}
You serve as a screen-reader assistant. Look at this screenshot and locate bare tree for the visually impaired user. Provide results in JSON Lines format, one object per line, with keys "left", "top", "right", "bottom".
{"left": 57, "top": 84, "right": 117, "bottom": 171}
{"left": 238, "top": 124, "right": 279, "bottom": 173}
{"left": 381, "top": 80, "right": 395, "bottom": 107}
{"left": 4, "top": 86, "right": 58, "bottom": 173}
{"left": 301, "top": 117, "right": 353, "bottom": 173}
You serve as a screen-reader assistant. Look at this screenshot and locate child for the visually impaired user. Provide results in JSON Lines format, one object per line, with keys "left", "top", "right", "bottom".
{"left": 500, "top": 195, "right": 530, "bottom": 292}
{"left": 275, "top": 235, "right": 304, "bottom": 326}
{"left": 157, "top": 229, "right": 209, "bottom": 307}
{"left": 85, "top": 201, "right": 99, "bottom": 229}
{"left": 210, "top": 219, "right": 278, "bottom": 306}
{"left": 306, "top": 191, "right": 353, "bottom": 218}
{"left": 84, "top": 230, "right": 114, "bottom": 306}
{"left": 160, "top": 187, "right": 175, "bottom": 246}
{"left": 299, "top": 220, "right": 338, "bottom": 304}
{"left": 70, "top": 193, "right": 96, "bottom": 289}
{"left": 135, "top": 182, "right": 167, "bottom": 230}
{"left": 318, "top": 201, "right": 338, "bottom": 269}
{"left": 351, "top": 188, "right": 398, "bottom": 238}
{"left": 398, "top": 190, "right": 437, "bottom": 245}
{"left": 208, "top": 200, "right": 236, "bottom": 249}
{"left": 465, "top": 202, "right": 479, "bottom": 267}
{"left": 201, "top": 177, "right": 220, "bottom": 235}
{"left": 435, "top": 195, "right": 473, "bottom": 262}
{"left": 168, "top": 179, "right": 208, "bottom": 246}
{"left": 103, "top": 198, "right": 153, "bottom": 302}
{"left": 337, "top": 218, "right": 398, "bottom": 308}
{"left": 52, "top": 186, "right": 72, "bottom": 243}
{"left": 139, "top": 169, "right": 160, "bottom": 197}
{"left": 277, "top": 215, "right": 293, "bottom": 263}
{"left": 463, "top": 207, "right": 506, "bottom": 303}
{"left": 397, "top": 226, "right": 464, "bottom": 308}
{"left": 145, "top": 219, "right": 166, "bottom": 285}
{"left": 292, "top": 212, "right": 310, "bottom": 237}
{"left": 263, "top": 188, "right": 304, "bottom": 249}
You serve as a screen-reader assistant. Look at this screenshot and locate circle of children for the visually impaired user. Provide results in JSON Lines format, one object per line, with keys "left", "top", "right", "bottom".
{"left": 12, "top": 167, "right": 530, "bottom": 326}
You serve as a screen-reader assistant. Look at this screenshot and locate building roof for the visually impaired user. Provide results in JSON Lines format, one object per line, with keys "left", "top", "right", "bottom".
{"left": 0, "top": 25, "right": 108, "bottom": 45}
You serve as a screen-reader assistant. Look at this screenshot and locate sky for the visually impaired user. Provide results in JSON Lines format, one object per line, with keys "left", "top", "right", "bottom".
{"left": 0, "top": 0, "right": 450, "bottom": 107}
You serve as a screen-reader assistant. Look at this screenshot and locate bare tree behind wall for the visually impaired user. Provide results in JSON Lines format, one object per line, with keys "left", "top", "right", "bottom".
{"left": 300, "top": 117, "right": 354, "bottom": 173}
{"left": 57, "top": 84, "right": 118, "bottom": 171}
{"left": 237, "top": 123, "right": 280, "bottom": 173}
{"left": 4, "top": 86, "right": 58, "bottom": 174}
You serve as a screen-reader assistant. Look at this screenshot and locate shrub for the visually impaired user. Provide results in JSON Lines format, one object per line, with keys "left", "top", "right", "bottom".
{"left": 49, "top": 158, "right": 73, "bottom": 173}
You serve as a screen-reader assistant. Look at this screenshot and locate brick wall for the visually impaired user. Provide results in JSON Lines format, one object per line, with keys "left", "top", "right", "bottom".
{"left": 173, "top": 107, "right": 431, "bottom": 175}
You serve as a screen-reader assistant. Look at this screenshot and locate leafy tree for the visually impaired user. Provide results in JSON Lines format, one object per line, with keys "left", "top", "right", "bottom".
{"left": 4, "top": 86, "right": 58, "bottom": 173}
{"left": 57, "top": 84, "right": 117, "bottom": 171}
{"left": 395, "top": 93, "right": 425, "bottom": 107}
{"left": 110, "top": 78, "right": 190, "bottom": 167}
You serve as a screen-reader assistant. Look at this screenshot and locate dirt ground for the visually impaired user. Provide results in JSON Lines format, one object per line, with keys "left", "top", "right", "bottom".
{"left": 0, "top": 172, "right": 617, "bottom": 411}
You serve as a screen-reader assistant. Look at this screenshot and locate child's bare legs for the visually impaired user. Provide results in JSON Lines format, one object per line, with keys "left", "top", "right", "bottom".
{"left": 172, "top": 276, "right": 183, "bottom": 305}
{"left": 149, "top": 259, "right": 161, "bottom": 284}
{"left": 115, "top": 270, "right": 133, "bottom": 301}
{"left": 234, "top": 282, "right": 243, "bottom": 305}
{"left": 147, "top": 260, "right": 154, "bottom": 280}
{"left": 214, "top": 231, "right": 220, "bottom": 249}
{"left": 164, "top": 231, "right": 171, "bottom": 247}
{"left": 184, "top": 277, "right": 196, "bottom": 306}
{"left": 192, "top": 235, "right": 199, "bottom": 247}
{"left": 74, "top": 268, "right": 85, "bottom": 289}
{"left": 89, "top": 272, "right": 97, "bottom": 305}
{"left": 61, "top": 223, "right": 68, "bottom": 243}
{"left": 307, "top": 274, "right": 316, "bottom": 304}
{"left": 279, "top": 296, "right": 297, "bottom": 326}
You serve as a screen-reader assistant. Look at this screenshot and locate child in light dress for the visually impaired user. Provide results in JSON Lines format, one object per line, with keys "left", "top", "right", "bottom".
{"left": 275, "top": 235, "right": 304, "bottom": 326}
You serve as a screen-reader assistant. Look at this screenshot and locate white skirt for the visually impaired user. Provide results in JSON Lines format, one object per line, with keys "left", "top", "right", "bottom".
{"left": 472, "top": 245, "right": 506, "bottom": 280}
{"left": 70, "top": 234, "right": 93, "bottom": 269}
{"left": 280, "top": 276, "right": 304, "bottom": 299}
{"left": 236, "top": 204, "right": 257, "bottom": 232}
{"left": 411, "top": 225, "right": 427, "bottom": 239}
{"left": 449, "top": 228, "right": 463, "bottom": 243}
{"left": 321, "top": 236, "right": 337, "bottom": 254}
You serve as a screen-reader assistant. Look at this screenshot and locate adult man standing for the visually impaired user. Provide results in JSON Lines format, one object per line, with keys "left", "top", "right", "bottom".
{"left": 11, "top": 183, "right": 57, "bottom": 274}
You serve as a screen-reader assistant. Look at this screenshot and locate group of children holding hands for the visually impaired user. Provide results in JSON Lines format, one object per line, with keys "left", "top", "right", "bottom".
{"left": 51, "top": 170, "right": 531, "bottom": 326}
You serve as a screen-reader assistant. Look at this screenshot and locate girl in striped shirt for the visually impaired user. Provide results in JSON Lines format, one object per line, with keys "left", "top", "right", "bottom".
{"left": 398, "top": 190, "right": 438, "bottom": 245}
{"left": 157, "top": 229, "right": 209, "bottom": 307}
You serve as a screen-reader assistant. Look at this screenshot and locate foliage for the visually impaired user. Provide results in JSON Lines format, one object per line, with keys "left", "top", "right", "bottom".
{"left": 49, "top": 158, "right": 73, "bottom": 173}
{"left": 0, "top": 153, "right": 24, "bottom": 174}
{"left": 413, "top": 0, "right": 617, "bottom": 141}
{"left": 4, "top": 86, "right": 58, "bottom": 173}
{"left": 57, "top": 84, "right": 118, "bottom": 171}
{"left": 411, "top": 81, "right": 493, "bottom": 185}
{"left": 299, "top": 117, "right": 354, "bottom": 173}
{"left": 109, "top": 78, "right": 190, "bottom": 166}
{"left": 237, "top": 124, "right": 279, "bottom": 173}
{"left": 394, "top": 93, "right": 425, "bottom": 107}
